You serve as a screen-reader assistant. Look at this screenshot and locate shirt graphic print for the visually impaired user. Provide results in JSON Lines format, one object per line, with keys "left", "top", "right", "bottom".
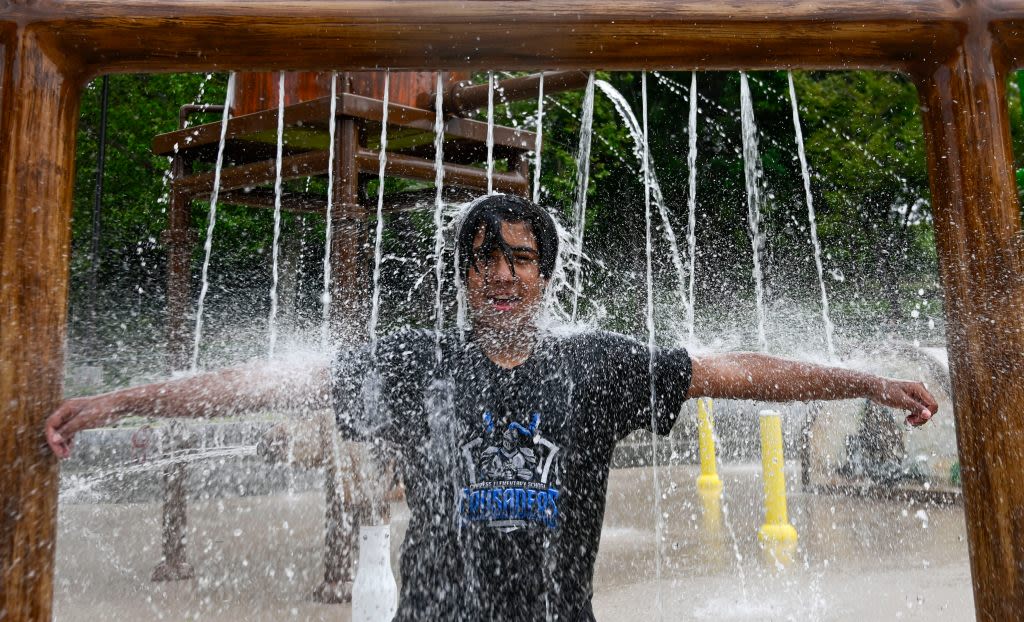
{"left": 460, "top": 411, "right": 561, "bottom": 531}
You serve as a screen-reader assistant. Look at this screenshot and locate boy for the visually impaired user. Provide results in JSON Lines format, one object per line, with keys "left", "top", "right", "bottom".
{"left": 47, "top": 194, "right": 937, "bottom": 621}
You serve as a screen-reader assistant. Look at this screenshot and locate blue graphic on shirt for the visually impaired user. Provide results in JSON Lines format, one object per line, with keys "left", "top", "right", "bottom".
{"left": 460, "top": 412, "right": 561, "bottom": 532}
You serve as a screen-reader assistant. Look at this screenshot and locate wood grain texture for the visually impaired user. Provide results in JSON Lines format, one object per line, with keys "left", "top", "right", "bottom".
{"left": 233, "top": 71, "right": 334, "bottom": 116}
{"left": 164, "top": 151, "right": 195, "bottom": 372}
{"left": 913, "top": 29, "right": 1024, "bottom": 622}
{"left": 6, "top": 0, "right": 979, "bottom": 75}
{"left": 232, "top": 71, "right": 466, "bottom": 115}
{"left": 0, "top": 29, "right": 81, "bottom": 622}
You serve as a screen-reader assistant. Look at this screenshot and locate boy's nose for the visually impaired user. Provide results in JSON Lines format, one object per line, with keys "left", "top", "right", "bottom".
{"left": 489, "top": 254, "right": 516, "bottom": 281}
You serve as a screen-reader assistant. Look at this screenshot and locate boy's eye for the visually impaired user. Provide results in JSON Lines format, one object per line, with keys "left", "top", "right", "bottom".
{"left": 473, "top": 250, "right": 497, "bottom": 264}
{"left": 473, "top": 251, "right": 538, "bottom": 268}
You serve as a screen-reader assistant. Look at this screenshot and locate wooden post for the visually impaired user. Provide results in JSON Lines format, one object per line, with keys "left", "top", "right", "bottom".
{"left": 151, "top": 422, "right": 197, "bottom": 581}
{"left": 314, "top": 442, "right": 357, "bottom": 603}
{"left": 163, "top": 151, "right": 195, "bottom": 371}
{"left": 317, "top": 76, "right": 371, "bottom": 604}
{"left": 151, "top": 111, "right": 201, "bottom": 583}
{"left": 0, "top": 31, "right": 81, "bottom": 621}
{"left": 913, "top": 29, "right": 1024, "bottom": 621}
{"left": 329, "top": 114, "right": 369, "bottom": 342}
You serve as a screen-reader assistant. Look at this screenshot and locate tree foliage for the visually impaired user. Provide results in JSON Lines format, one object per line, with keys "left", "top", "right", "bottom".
{"left": 71, "top": 68, "right": 1023, "bottom": 368}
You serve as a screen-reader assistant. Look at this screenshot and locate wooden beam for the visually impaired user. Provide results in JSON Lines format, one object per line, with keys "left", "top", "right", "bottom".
{"left": 217, "top": 189, "right": 328, "bottom": 214}
{"left": 216, "top": 187, "right": 478, "bottom": 215}
{"left": 175, "top": 150, "right": 329, "bottom": 197}
{"left": 383, "top": 186, "right": 477, "bottom": 212}
{"left": 354, "top": 148, "right": 529, "bottom": 196}
{"left": 342, "top": 93, "right": 535, "bottom": 150}
{"left": 441, "top": 70, "right": 591, "bottom": 113}
{"left": 913, "top": 28, "right": 1024, "bottom": 622}
{"left": 11, "top": 1, "right": 974, "bottom": 74}
{"left": 0, "top": 29, "right": 80, "bottom": 621}
{"left": 152, "top": 93, "right": 535, "bottom": 157}
{"left": 175, "top": 147, "right": 527, "bottom": 198}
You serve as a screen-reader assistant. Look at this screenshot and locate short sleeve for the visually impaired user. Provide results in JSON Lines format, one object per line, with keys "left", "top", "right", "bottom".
{"left": 331, "top": 344, "right": 385, "bottom": 441}
{"left": 331, "top": 328, "right": 435, "bottom": 444}
{"left": 584, "top": 332, "right": 692, "bottom": 441}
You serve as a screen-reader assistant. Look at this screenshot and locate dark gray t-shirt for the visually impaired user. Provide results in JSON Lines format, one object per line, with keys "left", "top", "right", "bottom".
{"left": 333, "top": 329, "right": 692, "bottom": 622}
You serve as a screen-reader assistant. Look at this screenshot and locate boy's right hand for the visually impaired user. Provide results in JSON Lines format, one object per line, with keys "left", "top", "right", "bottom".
{"left": 45, "top": 396, "right": 113, "bottom": 459}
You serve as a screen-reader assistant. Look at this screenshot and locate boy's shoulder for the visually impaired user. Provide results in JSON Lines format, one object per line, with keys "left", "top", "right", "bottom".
{"left": 545, "top": 327, "right": 645, "bottom": 354}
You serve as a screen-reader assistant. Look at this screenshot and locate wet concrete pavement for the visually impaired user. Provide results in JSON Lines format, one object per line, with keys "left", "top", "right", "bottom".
{"left": 54, "top": 463, "right": 973, "bottom": 620}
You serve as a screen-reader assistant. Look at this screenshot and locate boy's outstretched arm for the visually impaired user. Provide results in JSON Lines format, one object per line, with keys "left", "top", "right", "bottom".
{"left": 45, "top": 360, "right": 332, "bottom": 459}
{"left": 688, "top": 353, "right": 938, "bottom": 426}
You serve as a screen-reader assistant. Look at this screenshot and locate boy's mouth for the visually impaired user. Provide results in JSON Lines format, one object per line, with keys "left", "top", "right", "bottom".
{"left": 489, "top": 296, "right": 522, "bottom": 312}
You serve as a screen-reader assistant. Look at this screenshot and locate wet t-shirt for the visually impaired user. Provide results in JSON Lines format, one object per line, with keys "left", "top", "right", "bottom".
{"left": 332, "top": 329, "right": 692, "bottom": 622}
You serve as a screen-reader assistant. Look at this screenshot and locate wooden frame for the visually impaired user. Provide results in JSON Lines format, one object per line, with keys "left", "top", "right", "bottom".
{"left": 3, "top": 1, "right": 1024, "bottom": 619}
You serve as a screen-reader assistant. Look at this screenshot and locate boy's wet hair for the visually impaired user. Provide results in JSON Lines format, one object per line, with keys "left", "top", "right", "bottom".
{"left": 456, "top": 194, "right": 559, "bottom": 279}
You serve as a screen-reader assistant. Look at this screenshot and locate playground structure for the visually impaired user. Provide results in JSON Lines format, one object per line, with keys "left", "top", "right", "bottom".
{"left": 3, "top": 2, "right": 1024, "bottom": 621}
{"left": 155, "top": 69, "right": 587, "bottom": 356}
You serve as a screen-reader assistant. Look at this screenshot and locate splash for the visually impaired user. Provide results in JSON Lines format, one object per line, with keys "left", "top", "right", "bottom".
{"left": 641, "top": 71, "right": 665, "bottom": 620}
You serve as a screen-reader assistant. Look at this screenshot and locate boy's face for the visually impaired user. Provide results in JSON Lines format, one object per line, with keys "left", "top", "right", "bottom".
{"left": 465, "top": 220, "right": 547, "bottom": 334}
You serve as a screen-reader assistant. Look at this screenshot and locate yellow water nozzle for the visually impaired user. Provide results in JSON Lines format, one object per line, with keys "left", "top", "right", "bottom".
{"left": 757, "top": 410, "right": 798, "bottom": 546}
{"left": 696, "top": 398, "right": 723, "bottom": 495}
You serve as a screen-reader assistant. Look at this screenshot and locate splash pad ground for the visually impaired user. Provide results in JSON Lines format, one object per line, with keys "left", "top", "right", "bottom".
{"left": 53, "top": 463, "right": 972, "bottom": 621}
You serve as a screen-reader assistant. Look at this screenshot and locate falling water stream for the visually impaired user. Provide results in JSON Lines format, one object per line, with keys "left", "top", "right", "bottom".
{"left": 594, "top": 80, "right": 690, "bottom": 323}
{"left": 685, "top": 72, "right": 699, "bottom": 344}
{"left": 533, "top": 74, "right": 545, "bottom": 205}
{"left": 191, "top": 72, "right": 236, "bottom": 372}
{"left": 640, "top": 72, "right": 665, "bottom": 620}
{"left": 788, "top": 71, "right": 836, "bottom": 359}
{"left": 432, "top": 74, "right": 448, "bottom": 361}
{"left": 368, "top": 71, "right": 391, "bottom": 355}
{"left": 631, "top": 71, "right": 756, "bottom": 611}
{"left": 321, "top": 72, "right": 339, "bottom": 350}
{"left": 486, "top": 71, "right": 496, "bottom": 195}
{"left": 739, "top": 72, "right": 769, "bottom": 352}
{"left": 462, "top": 72, "right": 515, "bottom": 330}
{"left": 569, "top": 73, "right": 596, "bottom": 321}
{"left": 267, "top": 71, "right": 286, "bottom": 358}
